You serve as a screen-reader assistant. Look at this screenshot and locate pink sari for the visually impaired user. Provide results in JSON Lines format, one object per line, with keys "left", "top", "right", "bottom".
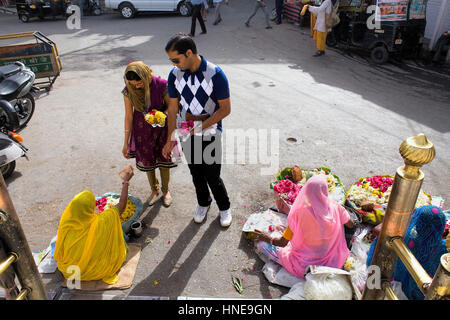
{"left": 278, "top": 174, "right": 350, "bottom": 278}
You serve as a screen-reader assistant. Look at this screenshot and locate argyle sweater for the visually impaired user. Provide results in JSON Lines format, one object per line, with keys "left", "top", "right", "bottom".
{"left": 167, "top": 55, "right": 230, "bottom": 133}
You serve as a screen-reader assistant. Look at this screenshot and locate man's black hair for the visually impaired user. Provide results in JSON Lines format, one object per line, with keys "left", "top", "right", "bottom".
{"left": 165, "top": 33, "right": 197, "bottom": 55}
{"left": 125, "top": 71, "right": 141, "bottom": 81}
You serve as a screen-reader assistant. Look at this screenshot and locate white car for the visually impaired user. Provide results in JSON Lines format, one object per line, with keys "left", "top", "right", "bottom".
{"left": 105, "top": 0, "right": 193, "bottom": 19}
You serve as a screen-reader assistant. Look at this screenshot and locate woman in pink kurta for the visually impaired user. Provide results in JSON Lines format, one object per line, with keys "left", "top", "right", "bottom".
{"left": 254, "top": 174, "right": 353, "bottom": 279}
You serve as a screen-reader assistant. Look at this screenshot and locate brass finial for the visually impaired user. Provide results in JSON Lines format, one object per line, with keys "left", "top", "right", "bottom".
{"left": 399, "top": 133, "right": 435, "bottom": 179}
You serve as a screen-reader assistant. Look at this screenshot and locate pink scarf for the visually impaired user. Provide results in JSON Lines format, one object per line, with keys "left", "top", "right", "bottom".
{"left": 278, "top": 174, "right": 350, "bottom": 278}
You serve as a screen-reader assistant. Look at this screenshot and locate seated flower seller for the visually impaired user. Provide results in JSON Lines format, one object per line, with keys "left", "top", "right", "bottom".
{"left": 54, "top": 167, "right": 134, "bottom": 285}
{"left": 367, "top": 205, "right": 448, "bottom": 300}
{"left": 253, "top": 174, "right": 355, "bottom": 279}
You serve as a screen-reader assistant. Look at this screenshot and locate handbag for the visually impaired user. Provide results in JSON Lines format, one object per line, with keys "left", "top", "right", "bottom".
{"left": 325, "top": 0, "right": 340, "bottom": 28}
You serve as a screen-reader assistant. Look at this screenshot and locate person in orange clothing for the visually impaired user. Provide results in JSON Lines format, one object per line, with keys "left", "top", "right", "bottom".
{"left": 310, "top": 9, "right": 316, "bottom": 36}
{"left": 306, "top": 0, "right": 332, "bottom": 56}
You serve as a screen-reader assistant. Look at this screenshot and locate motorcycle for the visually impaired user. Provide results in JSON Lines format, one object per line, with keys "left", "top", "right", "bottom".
{"left": 0, "top": 61, "right": 36, "bottom": 131}
{"left": 84, "top": 0, "right": 102, "bottom": 16}
{"left": 0, "top": 101, "right": 28, "bottom": 179}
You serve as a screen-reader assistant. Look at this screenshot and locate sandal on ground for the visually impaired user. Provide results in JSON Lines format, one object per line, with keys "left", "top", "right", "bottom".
{"left": 148, "top": 192, "right": 161, "bottom": 206}
{"left": 163, "top": 193, "right": 173, "bottom": 207}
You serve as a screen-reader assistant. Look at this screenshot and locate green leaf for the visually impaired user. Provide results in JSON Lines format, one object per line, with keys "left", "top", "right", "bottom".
{"left": 232, "top": 276, "right": 243, "bottom": 294}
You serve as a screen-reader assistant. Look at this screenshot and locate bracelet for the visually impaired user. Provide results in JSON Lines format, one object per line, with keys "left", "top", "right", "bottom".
{"left": 122, "top": 180, "right": 129, "bottom": 185}
{"left": 269, "top": 237, "right": 274, "bottom": 246}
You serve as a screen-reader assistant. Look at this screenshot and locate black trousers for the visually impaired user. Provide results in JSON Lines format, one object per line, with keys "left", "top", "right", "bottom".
{"left": 181, "top": 135, "right": 230, "bottom": 211}
{"left": 191, "top": 4, "right": 207, "bottom": 36}
{"left": 275, "top": 0, "right": 283, "bottom": 23}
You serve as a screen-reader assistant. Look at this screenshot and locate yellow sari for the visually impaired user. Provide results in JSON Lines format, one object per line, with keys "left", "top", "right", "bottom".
{"left": 54, "top": 190, "right": 127, "bottom": 284}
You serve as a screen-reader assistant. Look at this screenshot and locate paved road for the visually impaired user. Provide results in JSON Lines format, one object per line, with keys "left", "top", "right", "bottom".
{"left": 0, "top": 2, "right": 449, "bottom": 299}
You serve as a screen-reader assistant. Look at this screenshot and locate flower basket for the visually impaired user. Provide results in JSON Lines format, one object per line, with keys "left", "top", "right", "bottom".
{"left": 273, "top": 189, "right": 292, "bottom": 214}
{"left": 346, "top": 175, "right": 432, "bottom": 225}
{"left": 271, "top": 166, "right": 346, "bottom": 212}
{"left": 95, "top": 192, "right": 143, "bottom": 241}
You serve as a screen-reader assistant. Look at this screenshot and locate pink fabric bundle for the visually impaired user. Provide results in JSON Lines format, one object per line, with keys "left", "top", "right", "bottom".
{"left": 278, "top": 174, "right": 350, "bottom": 278}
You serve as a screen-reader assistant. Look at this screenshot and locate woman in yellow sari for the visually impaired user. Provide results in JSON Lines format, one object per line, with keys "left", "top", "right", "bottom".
{"left": 54, "top": 167, "right": 134, "bottom": 284}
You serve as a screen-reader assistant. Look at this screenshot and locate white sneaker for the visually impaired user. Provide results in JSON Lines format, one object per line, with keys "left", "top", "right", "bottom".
{"left": 219, "top": 208, "right": 232, "bottom": 227}
{"left": 193, "top": 205, "right": 210, "bottom": 224}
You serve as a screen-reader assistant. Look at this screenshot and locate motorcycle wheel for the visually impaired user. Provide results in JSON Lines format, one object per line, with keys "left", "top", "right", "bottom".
{"left": 326, "top": 31, "right": 337, "bottom": 47}
{"left": 0, "top": 102, "right": 19, "bottom": 132}
{"left": 15, "top": 93, "right": 35, "bottom": 129}
{"left": 1, "top": 161, "right": 16, "bottom": 179}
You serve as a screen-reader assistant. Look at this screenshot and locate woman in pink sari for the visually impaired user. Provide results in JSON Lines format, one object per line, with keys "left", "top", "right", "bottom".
{"left": 254, "top": 174, "right": 354, "bottom": 278}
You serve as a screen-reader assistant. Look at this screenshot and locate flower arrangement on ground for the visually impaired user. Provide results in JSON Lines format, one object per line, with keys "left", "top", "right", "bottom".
{"left": 346, "top": 175, "right": 432, "bottom": 225}
{"left": 271, "top": 166, "right": 346, "bottom": 213}
{"left": 95, "top": 195, "right": 136, "bottom": 224}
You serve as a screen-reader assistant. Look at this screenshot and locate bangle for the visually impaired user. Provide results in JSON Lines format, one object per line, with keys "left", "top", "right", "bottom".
{"left": 269, "top": 237, "right": 274, "bottom": 246}
{"left": 122, "top": 180, "right": 129, "bottom": 185}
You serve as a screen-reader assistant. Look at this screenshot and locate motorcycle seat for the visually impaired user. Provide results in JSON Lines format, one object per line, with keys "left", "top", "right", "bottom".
{"left": 0, "top": 72, "right": 32, "bottom": 101}
{"left": 0, "top": 64, "right": 23, "bottom": 82}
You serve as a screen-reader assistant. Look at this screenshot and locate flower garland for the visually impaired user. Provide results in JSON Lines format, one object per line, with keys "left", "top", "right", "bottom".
{"left": 95, "top": 195, "right": 136, "bottom": 223}
{"left": 144, "top": 109, "right": 166, "bottom": 127}
{"left": 346, "top": 175, "right": 431, "bottom": 209}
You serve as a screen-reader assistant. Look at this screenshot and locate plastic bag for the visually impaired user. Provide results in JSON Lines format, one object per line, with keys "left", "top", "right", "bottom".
{"left": 303, "top": 266, "right": 353, "bottom": 300}
{"left": 281, "top": 280, "right": 307, "bottom": 300}
{"left": 33, "top": 235, "right": 58, "bottom": 274}
{"left": 386, "top": 281, "right": 408, "bottom": 300}
{"left": 262, "top": 261, "right": 303, "bottom": 288}
{"left": 350, "top": 226, "right": 373, "bottom": 263}
{"left": 344, "top": 254, "right": 367, "bottom": 296}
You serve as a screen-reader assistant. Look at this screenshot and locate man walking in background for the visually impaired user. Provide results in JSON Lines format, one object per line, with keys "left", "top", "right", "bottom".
{"left": 275, "top": 0, "right": 283, "bottom": 24}
{"left": 213, "top": 0, "right": 228, "bottom": 25}
{"left": 245, "top": 0, "right": 272, "bottom": 29}
{"left": 189, "top": 0, "right": 209, "bottom": 37}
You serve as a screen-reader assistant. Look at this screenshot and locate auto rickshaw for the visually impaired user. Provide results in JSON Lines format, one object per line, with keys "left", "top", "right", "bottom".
{"left": 16, "top": 0, "right": 71, "bottom": 22}
{"left": 326, "top": 0, "right": 428, "bottom": 64}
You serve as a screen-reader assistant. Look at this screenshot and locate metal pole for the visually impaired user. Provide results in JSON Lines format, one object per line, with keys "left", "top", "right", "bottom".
{"left": 362, "top": 133, "right": 435, "bottom": 300}
{"left": 390, "top": 237, "right": 432, "bottom": 293}
{"left": 0, "top": 174, "right": 48, "bottom": 300}
{"left": 383, "top": 281, "right": 399, "bottom": 300}
{"left": 424, "top": 253, "right": 450, "bottom": 300}
{"left": 0, "top": 241, "right": 18, "bottom": 299}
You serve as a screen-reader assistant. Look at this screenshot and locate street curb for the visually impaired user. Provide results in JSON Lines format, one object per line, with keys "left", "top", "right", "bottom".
{"left": 0, "top": 7, "right": 17, "bottom": 15}
{"left": 52, "top": 287, "right": 272, "bottom": 300}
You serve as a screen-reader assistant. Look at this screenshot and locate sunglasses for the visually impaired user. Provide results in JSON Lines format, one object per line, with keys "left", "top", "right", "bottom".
{"left": 169, "top": 53, "right": 188, "bottom": 64}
